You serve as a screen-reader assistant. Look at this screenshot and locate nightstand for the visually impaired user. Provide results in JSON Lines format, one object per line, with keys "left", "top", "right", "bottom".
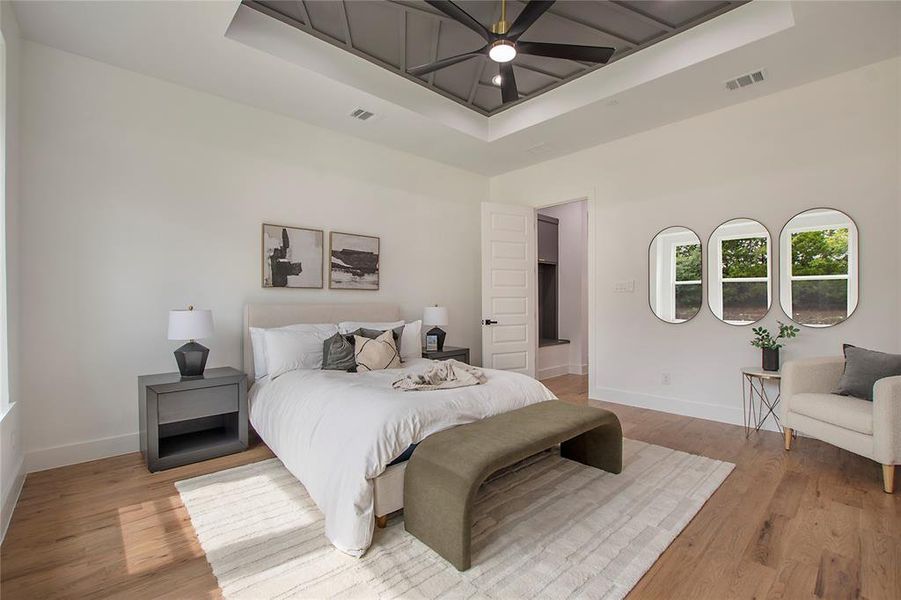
{"left": 421, "top": 346, "right": 470, "bottom": 364}
{"left": 138, "top": 367, "right": 247, "bottom": 472}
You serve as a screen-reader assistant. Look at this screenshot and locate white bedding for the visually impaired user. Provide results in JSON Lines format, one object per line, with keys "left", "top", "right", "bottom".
{"left": 249, "top": 358, "right": 556, "bottom": 557}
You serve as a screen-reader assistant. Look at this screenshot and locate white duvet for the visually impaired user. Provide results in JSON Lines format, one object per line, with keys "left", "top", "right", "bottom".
{"left": 249, "top": 358, "right": 556, "bottom": 557}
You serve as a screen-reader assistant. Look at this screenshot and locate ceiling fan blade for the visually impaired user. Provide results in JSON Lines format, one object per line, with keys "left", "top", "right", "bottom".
{"left": 408, "top": 47, "right": 486, "bottom": 77}
{"left": 517, "top": 41, "right": 616, "bottom": 63}
{"left": 506, "top": 0, "right": 556, "bottom": 40}
{"left": 499, "top": 62, "right": 518, "bottom": 103}
{"left": 424, "top": 0, "right": 492, "bottom": 42}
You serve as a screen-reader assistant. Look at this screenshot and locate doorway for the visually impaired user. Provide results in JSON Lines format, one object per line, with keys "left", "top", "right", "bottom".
{"left": 536, "top": 199, "right": 589, "bottom": 381}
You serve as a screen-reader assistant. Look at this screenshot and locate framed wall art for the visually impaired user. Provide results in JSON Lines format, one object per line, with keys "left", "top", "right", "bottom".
{"left": 329, "top": 231, "right": 380, "bottom": 290}
{"left": 261, "top": 223, "right": 324, "bottom": 289}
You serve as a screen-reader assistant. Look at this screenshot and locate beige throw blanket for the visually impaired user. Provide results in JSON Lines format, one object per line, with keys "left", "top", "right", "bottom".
{"left": 392, "top": 359, "right": 487, "bottom": 391}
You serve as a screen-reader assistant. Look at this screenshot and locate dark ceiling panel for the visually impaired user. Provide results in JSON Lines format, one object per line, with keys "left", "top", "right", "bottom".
{"left": 344, "top": 1, "right": 403, "bottom": 67}
{"left": 473, "top": 83, "right": 503, "bottom": 112}
{"left": 303, "top": 1, "right": 347, "bottom": 43}
{"left": 244, "top": 0, "right": 747, "bottom": 116}
{"left": 624, "top": 1, "right": 731, "bottom": 27}
{"left": 550, "top": 0, "right": 664, "bottom": 44}
{"left": 433, "top": 53, "right": 483, "bottom": 100}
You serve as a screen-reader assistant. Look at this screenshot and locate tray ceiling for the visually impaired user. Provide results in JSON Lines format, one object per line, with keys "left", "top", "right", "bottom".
{"left": 244, "top": 0, "right": 747, "bottom": 116}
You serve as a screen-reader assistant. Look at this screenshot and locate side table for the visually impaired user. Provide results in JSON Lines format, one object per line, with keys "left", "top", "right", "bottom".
{"left": 741, "top": 367, "right": 782, "bottom": 437}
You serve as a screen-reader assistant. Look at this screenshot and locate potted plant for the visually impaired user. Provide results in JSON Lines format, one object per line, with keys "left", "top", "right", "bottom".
{"left": 750, "top": 321, "right": 800, "bottom": 371}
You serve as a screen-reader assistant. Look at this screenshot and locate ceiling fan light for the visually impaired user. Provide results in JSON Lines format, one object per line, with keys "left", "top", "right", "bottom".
{"left": 491, "top": 74, "right": 503, "bottom": 86}
{"left": 489, "top": 41, "right": 516, "bottom": 63}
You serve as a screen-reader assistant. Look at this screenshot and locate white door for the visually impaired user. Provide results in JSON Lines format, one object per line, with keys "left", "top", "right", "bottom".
{"left": 480, "top": 202, "right": 536, "bottom": 377}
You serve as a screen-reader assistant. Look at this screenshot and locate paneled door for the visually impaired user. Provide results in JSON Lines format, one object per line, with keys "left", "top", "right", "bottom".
{"left": 480, "top": 202, "right": 536, "bottom": 377}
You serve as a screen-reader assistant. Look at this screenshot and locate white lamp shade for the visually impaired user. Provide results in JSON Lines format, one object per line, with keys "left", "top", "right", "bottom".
{"left": 423, "top": 306, "right": 448, "bottom": 327}
{"left": 168, "top": 308, "right": 214, "bottom": 341}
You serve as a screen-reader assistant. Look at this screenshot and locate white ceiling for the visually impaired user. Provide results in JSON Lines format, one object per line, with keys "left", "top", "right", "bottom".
{"left": 12, "top": 1, "right": 901, "bottom": 176}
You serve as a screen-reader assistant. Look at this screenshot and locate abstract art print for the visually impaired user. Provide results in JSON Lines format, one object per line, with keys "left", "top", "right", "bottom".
{"left": 329, "top": 232, "right": 380, "bottom": 290}
{"left": 261, "top": 224, "right": 324, "bottom": 288}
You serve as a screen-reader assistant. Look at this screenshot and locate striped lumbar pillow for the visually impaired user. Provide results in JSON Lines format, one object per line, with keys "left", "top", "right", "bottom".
{"left": 354, "top": 330, "right": 402, "bottom": 372}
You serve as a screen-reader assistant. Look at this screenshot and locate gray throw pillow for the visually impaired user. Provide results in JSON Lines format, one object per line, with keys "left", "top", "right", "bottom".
{"left": 346, "top": 326, "right": 404, "bottom": 358}
{"left": 321, "top": 332, "right": 357, "bottom": 371}
{"left": 834, "top": 344, "right": 901, "bottom": 401}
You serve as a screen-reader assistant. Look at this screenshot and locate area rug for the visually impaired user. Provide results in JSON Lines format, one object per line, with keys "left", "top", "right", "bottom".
{"left": 176, "top": 439, "right": 733, "bottom": 600}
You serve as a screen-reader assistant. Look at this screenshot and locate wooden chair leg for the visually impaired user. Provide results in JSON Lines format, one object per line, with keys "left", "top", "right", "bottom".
{"left": 883, "top": 464, "right": 896, "bottom": 494}
{"left": 784, "top": 427, "right": 793, "bottom": 451}
{"left": 375, "top": 515, "right": 388, "bottom": 528}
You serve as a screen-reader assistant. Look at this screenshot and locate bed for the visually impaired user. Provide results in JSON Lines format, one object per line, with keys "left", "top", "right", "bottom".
{"left": 243, "top": 303, "right": 557, "bottom": 557}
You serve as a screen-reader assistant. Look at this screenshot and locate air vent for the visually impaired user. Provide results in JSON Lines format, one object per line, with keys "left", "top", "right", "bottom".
{"left": 349, "top": 108, "right": 375, "bottom": 121}
{"left": 725, "top": 69, "right": 765, "bottom": 91}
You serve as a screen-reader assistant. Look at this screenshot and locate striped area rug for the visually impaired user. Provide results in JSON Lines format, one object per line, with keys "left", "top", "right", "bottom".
{"left": 176, "top": 439, "right": 733, "bottom": 599}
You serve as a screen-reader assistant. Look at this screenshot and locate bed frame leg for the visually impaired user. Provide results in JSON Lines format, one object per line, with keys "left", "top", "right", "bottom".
{"left": 375, "top": 515, "right": 388, "bottom": 529}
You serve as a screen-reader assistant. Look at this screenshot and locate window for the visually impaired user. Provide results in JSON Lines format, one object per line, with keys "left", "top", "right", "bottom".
{"left": 789, "top": 227, "right": 850, "bottom": 326}
{"left": 719, "top": 235, "right": 769, "bottom": 323}
{"left": 650, "top": 226, "right": 702, "bottom": 323}
{"left": 779, "top": 208, "right": 858, "bottom": 328}
{"left": 707, "top": 219, "right": 771, "bottom": 325}
{"left": 673, "top": 243, "right": 701, "bottom": 321}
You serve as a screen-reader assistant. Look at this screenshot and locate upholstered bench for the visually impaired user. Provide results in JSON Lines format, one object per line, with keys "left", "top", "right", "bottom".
{"left": 403, "top": 400, "right": 623, "bottom": 571}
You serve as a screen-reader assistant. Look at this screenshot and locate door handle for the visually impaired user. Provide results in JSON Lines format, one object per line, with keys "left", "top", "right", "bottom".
{"left": 483, "top": 319, "right": 498, "bottom": 325}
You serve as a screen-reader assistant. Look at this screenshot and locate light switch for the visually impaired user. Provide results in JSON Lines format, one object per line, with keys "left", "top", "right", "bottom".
{"left": 614, "top": 280, "right": 635, "bottom": 293}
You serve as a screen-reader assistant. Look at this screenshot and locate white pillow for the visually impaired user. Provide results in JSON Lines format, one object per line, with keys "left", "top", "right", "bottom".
{"left": 249, "top": 327, "right": 268, "bottom": 380}
{"left": 263, "top": 324, "right": 339, "bottom": 379}
{"left": 338, "top": 320, "right": 422, "bottom": 360}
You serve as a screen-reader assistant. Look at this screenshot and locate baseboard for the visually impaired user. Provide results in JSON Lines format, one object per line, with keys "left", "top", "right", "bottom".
{"left": 569, "top": 363, "right": 589, "bottom": 376}
{"left": 1, "top": 456, "right": 25, "bottom": 543}
{"left": 26, "top": 431, "right": 139, "bottom": 474}
{"left": 538, "top": 365, "right": 570, "bottom": 380}
{"left": 590, "top": 385, "right": 779, "bottom": 433}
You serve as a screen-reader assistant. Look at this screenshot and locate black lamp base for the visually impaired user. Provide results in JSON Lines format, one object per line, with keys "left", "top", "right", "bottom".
{"left": 174, "top": 341, "right": 209, "bottom": 378}
{"left": 426, "top": 326, "right": 446, "bottom": 352}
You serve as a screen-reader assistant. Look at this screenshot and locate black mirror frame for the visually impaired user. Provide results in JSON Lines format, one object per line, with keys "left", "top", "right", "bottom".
{"left": 778, "top": 207, "right": 860, "bottom": 328}
{"left": 648, "top": 225, "right": 704, "bottom": 325}
{"left": 706, "top": 216, "right": 774, "bottom": 327}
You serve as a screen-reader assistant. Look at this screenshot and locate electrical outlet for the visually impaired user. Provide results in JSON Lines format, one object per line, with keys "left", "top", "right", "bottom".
{"left": 662, "top": 373, "right": 671, "bottom": 385}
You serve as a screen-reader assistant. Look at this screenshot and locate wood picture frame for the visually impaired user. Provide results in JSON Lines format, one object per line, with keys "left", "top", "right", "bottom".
{"left": 329, "top": 231, "right": 380, "bottom": 290}
{"left": 261, "top": 223, "right": 324, "bottom": 289}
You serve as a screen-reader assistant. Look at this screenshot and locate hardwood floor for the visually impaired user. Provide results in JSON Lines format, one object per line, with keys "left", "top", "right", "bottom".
{"left": 1, "top": 375, "right": 898, "bottom": 599}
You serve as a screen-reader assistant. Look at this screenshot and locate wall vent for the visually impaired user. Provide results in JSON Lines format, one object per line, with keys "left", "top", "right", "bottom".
{"left": 725, "top": 69, "right": 765, "bottom": 91}
{"left": 349, "top": 108, "right": 375, "bottom": 121}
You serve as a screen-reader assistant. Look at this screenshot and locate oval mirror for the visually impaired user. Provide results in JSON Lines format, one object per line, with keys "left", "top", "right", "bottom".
{"left": 649, "top": 226, "right": 702, "bottom": 323}
{"left": 707, "top": 218, "right": 772, "bottom": 325}
{"left": 780, "top": 208, "right": 858, "bottom": 327}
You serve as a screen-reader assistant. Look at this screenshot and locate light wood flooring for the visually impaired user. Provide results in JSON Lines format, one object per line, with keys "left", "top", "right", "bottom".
{"left": 1, "top": 375, "right": 898, "bottom": 599}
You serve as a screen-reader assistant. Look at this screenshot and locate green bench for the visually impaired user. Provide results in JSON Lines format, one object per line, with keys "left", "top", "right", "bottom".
{"left": 403, "top": 400, "right": 623, "bottom": 571}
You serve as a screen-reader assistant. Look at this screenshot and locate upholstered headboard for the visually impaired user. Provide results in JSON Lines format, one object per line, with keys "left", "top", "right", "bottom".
{"left": 242, "top": 302, "right": 402, "bottom": 380}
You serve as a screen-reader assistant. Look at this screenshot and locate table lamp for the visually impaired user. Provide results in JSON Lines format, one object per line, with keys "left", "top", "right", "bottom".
{"left": 423, "top": 305, "right": 449, "bottom": 352}
{"left": 168, "top": 305, "right": 214, "bottom": 378}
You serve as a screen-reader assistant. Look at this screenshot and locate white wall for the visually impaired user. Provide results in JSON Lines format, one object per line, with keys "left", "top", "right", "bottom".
{"left": 491, "top": 57, "right": 901, "bottom": 427}
{"left": 537, "top": 200, "right": 588, "bottom": 379}
{"left": 1, "top": 0, "right": 23, "bottom": 541}
{"left": 19, "top": 42, "right": 488, "bottom": 472}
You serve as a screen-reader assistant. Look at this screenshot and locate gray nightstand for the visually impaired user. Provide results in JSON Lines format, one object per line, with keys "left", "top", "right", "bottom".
{"left": 138, "top": 367, "right": 247, "bottom": 472}
{"left": 422, "top": 346, "right": 470, "bottom": 364}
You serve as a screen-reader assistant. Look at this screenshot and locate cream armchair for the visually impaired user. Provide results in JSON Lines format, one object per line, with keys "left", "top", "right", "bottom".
{"left": 782, "top": 357, "right": 900, "bottom": 493}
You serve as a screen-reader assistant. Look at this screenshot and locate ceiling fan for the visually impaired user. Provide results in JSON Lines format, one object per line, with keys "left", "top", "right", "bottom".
{"left": 408, "top": 0, "right": 616, "bottom": 104}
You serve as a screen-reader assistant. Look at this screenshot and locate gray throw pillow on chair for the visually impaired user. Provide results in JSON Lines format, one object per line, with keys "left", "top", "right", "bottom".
{"left": 834, "top": 344, "right": 901, "bottom": 401}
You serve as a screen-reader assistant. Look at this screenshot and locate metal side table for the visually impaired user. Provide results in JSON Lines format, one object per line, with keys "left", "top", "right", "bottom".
{"left": 741, "top": 367, "right": 782, "bottom": 437}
